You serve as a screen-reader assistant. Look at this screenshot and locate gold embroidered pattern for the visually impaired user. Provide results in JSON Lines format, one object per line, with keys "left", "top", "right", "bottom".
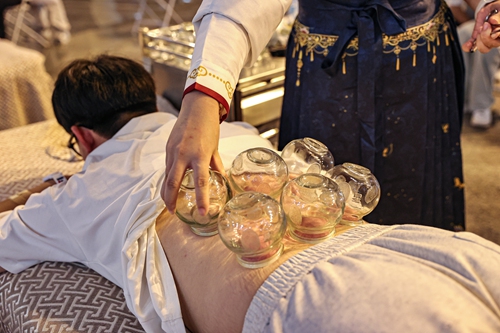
{"left": 442, "top": 123, "right": 449, "bottom": 133}
{"left": 341, "top": 39, "right": 359, "bottom": 75}
{"left": 292, "top": 0, "right": 451, "bottom": 83}
{"left": 382, "top": 1, "right": 451, "bottom": 70}
{"left": 188, "top": 66, "right": 207, "bottom": 79}
{"left": 382, "top": 143, "right": 394, "bottom": 158}
{"left": 292, "top": 22, "right": 339, "bottom": 61}
{"left": 292, "top": 21, "right": 338, "bottom": 86}
{"left": 454, "top": 177, "right": 465, "bottom": 190}
{"left": 188, "top": 66, "right": 234, "bottom": 99}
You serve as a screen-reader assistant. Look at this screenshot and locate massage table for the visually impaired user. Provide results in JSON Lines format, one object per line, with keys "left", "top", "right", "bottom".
{"left": 3, "top": 119, "right": 499, "bottom": 333}
{"left": 0, "top": 120, "right": 146, "bottom": 333}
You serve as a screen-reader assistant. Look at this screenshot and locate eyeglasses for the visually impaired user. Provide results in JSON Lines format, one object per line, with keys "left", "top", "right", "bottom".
{"left": 67, "top": 134, "right": 82, "bottom": 157}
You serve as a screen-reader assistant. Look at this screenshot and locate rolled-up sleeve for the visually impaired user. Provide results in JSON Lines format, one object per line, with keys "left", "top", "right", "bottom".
{"left": 184, "top": 0, "right": 292, "bottom": 110}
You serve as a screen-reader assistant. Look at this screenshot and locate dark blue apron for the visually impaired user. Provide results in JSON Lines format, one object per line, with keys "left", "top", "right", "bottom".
{"left": 279, "top": 0, "right": 465, "bottom": 230}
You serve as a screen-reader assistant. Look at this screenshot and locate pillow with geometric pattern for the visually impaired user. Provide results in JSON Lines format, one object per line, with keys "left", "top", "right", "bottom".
{"left": 0, "top": 261, "right": 145, "bottom": 333}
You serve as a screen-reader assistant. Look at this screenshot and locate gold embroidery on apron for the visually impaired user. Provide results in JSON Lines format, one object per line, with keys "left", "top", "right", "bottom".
{"left": 382, "top": 143, "right": 394, "bottom": 158}
{"left": 384, "top": 2, "right": 451, "bottom": 70}
{"left": 292, "top": 23, "right": 338, "bottom": 86}
{"left": 442, "top": 123, "right": 449, "bottom": 133}
{"left": 454, "top": 177, "right": 465, "bottom": 190}
{"left": 291, "top": 0, "right": 451, "bottom": 84}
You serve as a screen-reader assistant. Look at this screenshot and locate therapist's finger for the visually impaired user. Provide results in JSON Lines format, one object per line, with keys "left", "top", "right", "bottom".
{"left": 192, "top": 161, "right": 211, "bottom": 217}
{"left": 164, "top": 140, "right": 175, "bottom": 183}
{"left": 162, "top": 153, "right": 187, "bottom": 214}
{"left": 162, "top": 124, "right": 192, "bottom": 214}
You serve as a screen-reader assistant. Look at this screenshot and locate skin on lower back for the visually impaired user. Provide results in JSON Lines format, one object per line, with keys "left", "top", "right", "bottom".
{"left": 155, "top": 209, "right": 353, "bottom": 333}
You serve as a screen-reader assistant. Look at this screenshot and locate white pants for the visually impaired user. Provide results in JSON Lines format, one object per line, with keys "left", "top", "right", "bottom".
{"left": 244, "top": 224, "right": 500, "bottom": 333}
{"left": 458, "top": 20, "right": 500, "bottom": 111}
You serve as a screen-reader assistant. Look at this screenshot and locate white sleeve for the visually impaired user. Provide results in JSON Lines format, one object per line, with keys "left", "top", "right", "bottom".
{"left": 184, "top": 0, "right": 292, "bottom": 110}
{"left": 445, "top": 0, "right": 463, "bottom": 6}
{"left": 476, "top": 0, "right": 498, "bottom": 14}
{"left": 0, "top": 190, "right": 84, "bottom": 274}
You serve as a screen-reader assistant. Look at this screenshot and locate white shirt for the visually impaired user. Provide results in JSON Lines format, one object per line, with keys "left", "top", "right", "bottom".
{"left": 445, "top": 0, "right": 463, "bottom": 6}
{"left": 183, "top": 0, "right": 292, "bottom": 111}
{"left": 478, "top": 0, "right": 497, "bottom": 12}
{"left": 0, "top": 112, "right": 273, "bottom": 332}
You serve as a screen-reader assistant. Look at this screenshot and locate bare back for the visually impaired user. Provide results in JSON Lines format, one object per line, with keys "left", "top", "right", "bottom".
{"left": 155, "top": 209, "right": 353, "bottom": 333}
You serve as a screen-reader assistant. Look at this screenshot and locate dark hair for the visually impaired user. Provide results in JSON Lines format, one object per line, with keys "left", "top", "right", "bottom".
{"left": 52, "top": 55, "right": 157, "bottom": 138}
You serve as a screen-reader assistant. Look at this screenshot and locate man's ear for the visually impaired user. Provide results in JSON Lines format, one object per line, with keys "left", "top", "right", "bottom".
{"left": 71, "top": 125, "right": 106, "bottom": 156}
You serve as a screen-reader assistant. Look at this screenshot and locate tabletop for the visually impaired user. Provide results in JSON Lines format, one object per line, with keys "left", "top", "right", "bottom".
{"left": 0, "top": 119, "right": 83, "bottom": 200}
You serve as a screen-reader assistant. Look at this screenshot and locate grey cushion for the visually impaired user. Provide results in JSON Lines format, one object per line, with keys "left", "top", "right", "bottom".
{"left": 0, "top": 262, "right": 145, "bottom": 333}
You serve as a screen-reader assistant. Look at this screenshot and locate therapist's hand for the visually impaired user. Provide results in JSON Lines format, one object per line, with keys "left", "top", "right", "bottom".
{"left": 162, "top": 91, "right": 225, "bottom": 216}
{"left": 462, "top": 2, "right": 500, "bottom": 53}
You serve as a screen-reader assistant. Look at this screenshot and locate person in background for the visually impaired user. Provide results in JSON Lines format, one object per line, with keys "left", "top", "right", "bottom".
{"left": 29, "top": 0, "right": 71, "bottom": 45}
{"left": 89, "top": 0, "right": 123, "bottom": 28}
{"left": 162, "top": 0, "right": 466, "bottom": 232}
{"left": 448, "top": 0, "right": 500, "bottom": 128}
{"left": 463, "top": 0, "right": 500, "bottom": 53}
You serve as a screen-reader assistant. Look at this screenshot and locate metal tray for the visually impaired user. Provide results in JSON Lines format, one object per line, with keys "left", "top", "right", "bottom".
{"left": 139, "top": 22, "right": 195, "bottom": 72}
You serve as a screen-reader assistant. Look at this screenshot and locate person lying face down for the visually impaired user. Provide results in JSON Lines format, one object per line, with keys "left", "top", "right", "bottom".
{"left": 0, "top": 56, "right": 185, "bottom": 331}
{"left": 0, "top": 54, "right": 275, "bottom": 332}
{"left": 1, "top": 55, "right": 500, "bottom": 333}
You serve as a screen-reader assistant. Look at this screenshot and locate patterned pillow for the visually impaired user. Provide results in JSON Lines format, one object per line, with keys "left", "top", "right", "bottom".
{"left": 0, "top": 262, "right": 145, "bottom": 333}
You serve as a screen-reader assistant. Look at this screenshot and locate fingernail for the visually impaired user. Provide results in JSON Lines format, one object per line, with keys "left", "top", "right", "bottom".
{"left": 198, "top": 208, "right": 207, "bottom": 216}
